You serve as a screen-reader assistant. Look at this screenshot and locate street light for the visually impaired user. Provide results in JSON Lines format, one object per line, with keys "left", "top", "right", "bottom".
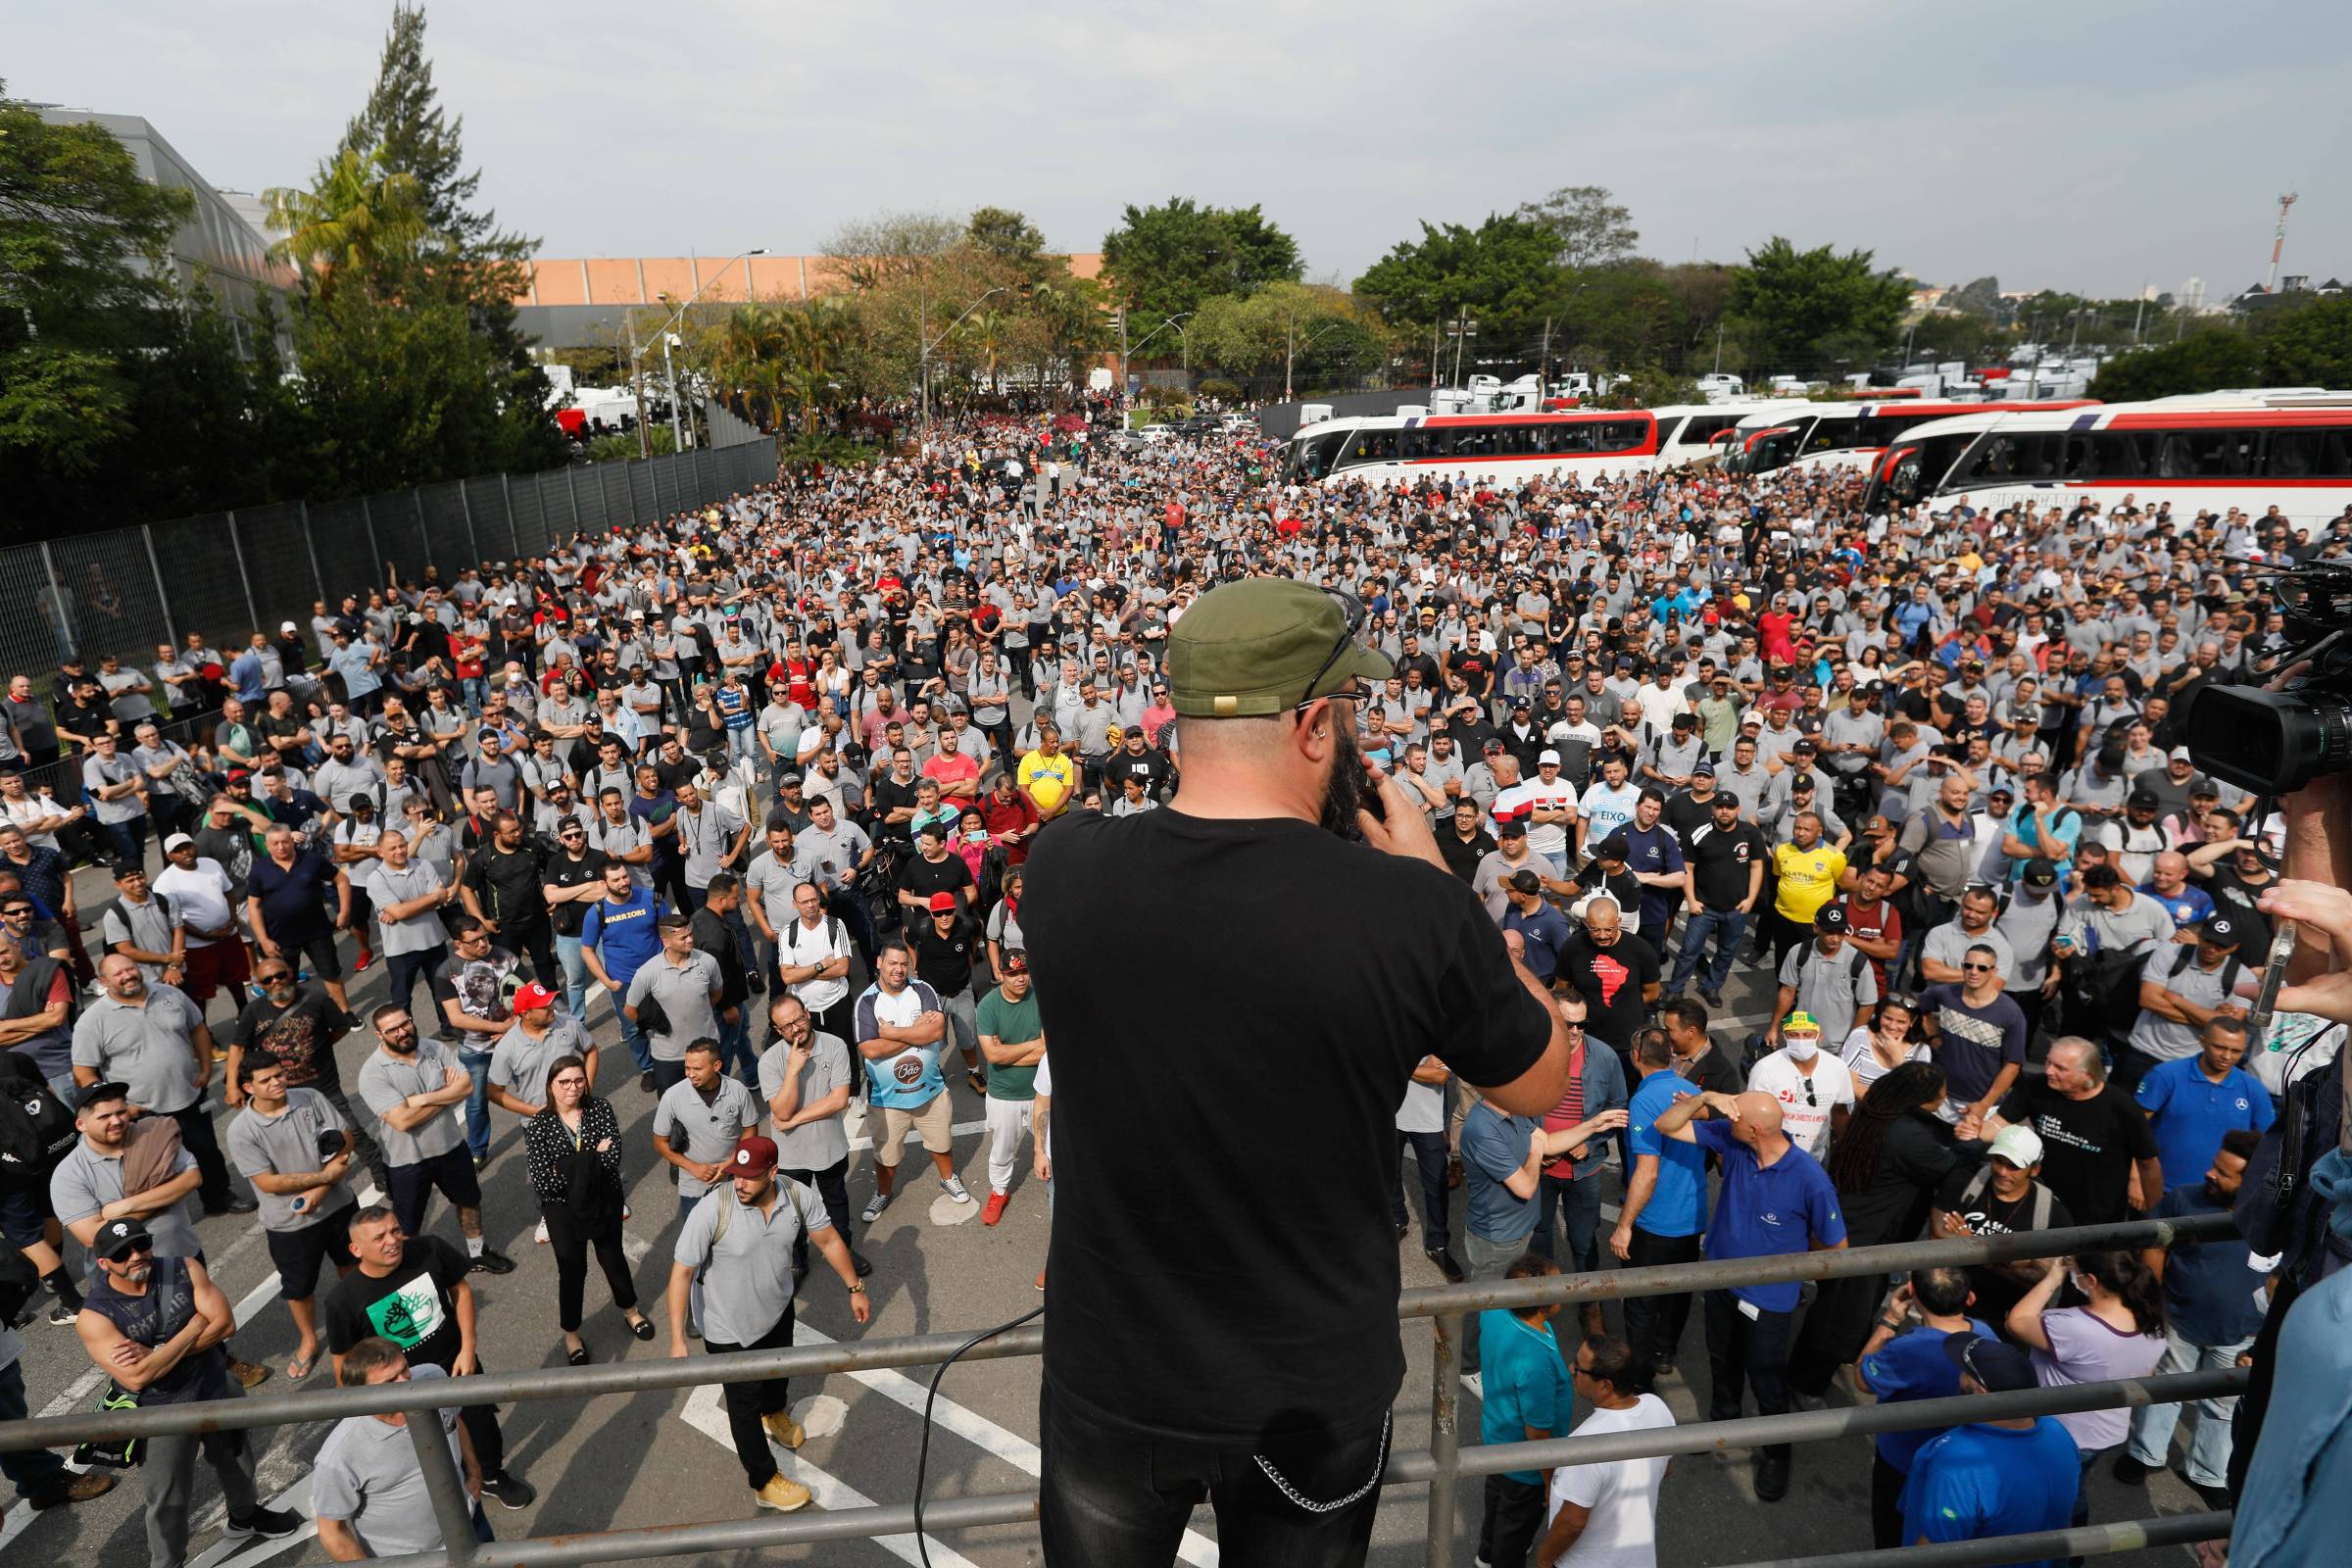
{"left": 1122, "top": 311, "right": 1191, "bottom": 420}
{"left": 919, "top": 286, "right": 1006, "bottom": 425}
{"left": 1286, "top": 320, "right": 1350, "bottom": 401}
{"left": 1445, "top": 313, "right": 1479, "bottom": 388}
{"left": 626, "top": 247, "right": 769, "bottom": 457}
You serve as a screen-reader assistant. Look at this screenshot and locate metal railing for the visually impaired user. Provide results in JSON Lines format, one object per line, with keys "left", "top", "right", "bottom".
{"left": 0, "top": 1212, "right": 2242, "bottom": 1567}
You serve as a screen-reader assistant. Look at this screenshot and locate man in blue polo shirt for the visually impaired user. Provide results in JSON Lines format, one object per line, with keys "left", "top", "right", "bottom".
{"left": 1474, "top": 1251, "right": 1572, "bottom": 1568}
{"left": 1651, "top": 1086, "right": 1844, "bottom": 1502}
{"left": 1610, "top": 1026, "right": 1711, "bottom": 1385}
{"left": 1459, "top": 1092, "right": 1544, "bottom": 1379}
{"left": 2134, "top": 1016, "right": 2274, "bottom": 1191}
{"left": 1853, "top": 1266, "right": 1999, "bottom": 1546}
{"left": 577, "top": 860, "right": 663, "bottom": 1090}
{"left": 1902, "top": 1334, "right": 2079, "bottom": 1559}
{"left": 1501, "top": 869, "right": 1573, "bottom": 987}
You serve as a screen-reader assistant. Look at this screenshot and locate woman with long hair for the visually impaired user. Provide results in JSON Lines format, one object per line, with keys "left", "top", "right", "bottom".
{"left": 1788, "top": 1060, "right": 1960, "bottom": 1396}
{"left": 523, "top": 1054, "right": 651, "bottom": 1363}
{"left": 2009, "top": 1249, "right": 2168, "bottom": 1545}
{"left": 1840, "top": 995, "right": 1932, "bottom": 1100}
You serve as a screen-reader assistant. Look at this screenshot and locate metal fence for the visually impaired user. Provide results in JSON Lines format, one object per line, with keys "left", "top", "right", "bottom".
{"left": 0, "top": 1212, "right": 2244, "bottom": 1568}
{"left": 3, "top": 442, "right": 778, "bottom": 690}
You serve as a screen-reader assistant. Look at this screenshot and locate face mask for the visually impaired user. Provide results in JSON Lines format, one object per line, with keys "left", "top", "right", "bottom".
{"left": 1785, "top": 1036, "right": 1820, "bottom": 1062}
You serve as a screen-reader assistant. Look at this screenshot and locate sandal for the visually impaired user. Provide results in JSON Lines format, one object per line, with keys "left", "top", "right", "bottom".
{"left": 284, "top": 1353, "right": 316, "bottom": 1382}
{"left": 627, "top": 1315, "right": 656, "bottom": 1342}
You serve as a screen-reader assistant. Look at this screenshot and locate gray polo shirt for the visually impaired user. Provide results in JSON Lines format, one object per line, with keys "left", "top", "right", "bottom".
{"left": 310, "top": 1364, "right": 464, "bottom": 1557}
{"left": 757, "top": 1032, "right": 855, "bottom": 1172}
{"left": 625, "top": 951, "right": 723, "bottom": 1062}
{"left": 1775, "top": 939, "right": 1882, "bottom": 1046}
{"left": 671, "top": 1179, "right": 833, "bottom": 1345}
{"left": 99, "top": 894, "right": 182, "bottom": 986}
{"left": 71, "top": 985, "right": 206, "bottom": 1114}
{"left": 743, "top": 850, "right": 804, "bottom": 937}
{"left": 1923, "top": 922, "right": 2020, "bottom": 990}
{"left": 362, "top": 861, "right": 448, "bottom": 957}
{"left": 653, "top": 1076, "right": 762, "bottom": 1197}
{"left": 673, "top": 803, "right": 744, "bottom": 890}
{"left": 355, "top": 1041, "right": 466, "bottom": 1166}
{"left": 487, "top": 1015, "right": 593, "bottom": 1111}
{"left": 2128, "top": 946, "right": 2238, "bottom": 1063}
{"left": 227, "top": 1088, "right": 353, "bottom": 1233}
{"left": 50, "top": 1138, "right": 200, "bottom": 1259}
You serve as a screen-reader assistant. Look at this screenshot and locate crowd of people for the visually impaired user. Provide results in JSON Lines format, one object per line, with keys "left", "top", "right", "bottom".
{"left": 0, "top": 407, "right": 2343, "bottom": 1567}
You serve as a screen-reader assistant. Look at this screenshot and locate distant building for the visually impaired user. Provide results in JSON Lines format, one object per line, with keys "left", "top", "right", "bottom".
{"left": 30, "top": 106, "right": 293, "bottom": 348}
{"left": 2230, "top": 272, "right": 2343, "bottom": 315}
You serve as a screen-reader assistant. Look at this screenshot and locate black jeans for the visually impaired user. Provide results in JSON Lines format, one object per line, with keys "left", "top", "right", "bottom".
{"left": 1621, "top": 1228, "right": 1702, "bottom": 1380}
{"left": 1479, "top": 1473, "right": 1546, "bottom": 1567}
{"left": 506, "top": 919, "right": 559, "bottom": 988}
{"left": 1705, "top": 1288, "right": 1795, "bottom": 1467}
{"left": 541, "top": 1200, "right": 636, "bottom": 1333}
{"left": 1392, "top": 1129, "right": 1449, "bottom": 1253}
{"left": 1871, "top": 1451, "right": 1907, "bottom": 1548}
{"left": 382, "top": 944, "right": 449, "bottom": 1030}
{"left": 709, "top": 1308, "right": 798, "bottom": 1491}
{"left": 1038, "top": 1380, "right": 1388, "bottom": 1568}
{"left": 171, "top": 1100, "right": 242, "bottom": 1210}
{"left": 779, "top": 1157, "right": 855, "bottom": 1271}
{"left": 1788, "top": 1269, "right": 1889, "bottom": 1396}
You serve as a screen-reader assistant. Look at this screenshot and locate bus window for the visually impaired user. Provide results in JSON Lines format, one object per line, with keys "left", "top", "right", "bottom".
{"left": 2263, "top": 427, "right": 2352, "bottom": 478}
{"left": 2062, "top": 431, "right": 2152, "bottom": 480}
{"left": 1952, "top": 431, "right": 2063, "bottom": 485}
{"left": 1288, "top": 429, "right": 1349, "bottom": 481}
{"left": 2156, "top": 430, "right": 2255, "bottom": 478}
{"left": 1602, "top": 420, "right": 1650, "bottom": 453}
{"left": 1334, "top": 429, "right": 1397, "bottom": 470}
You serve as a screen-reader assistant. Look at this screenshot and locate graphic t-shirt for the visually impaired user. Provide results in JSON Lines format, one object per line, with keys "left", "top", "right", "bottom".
{"left": 323, "top": 1236, "right": 469, "bottom": 1372}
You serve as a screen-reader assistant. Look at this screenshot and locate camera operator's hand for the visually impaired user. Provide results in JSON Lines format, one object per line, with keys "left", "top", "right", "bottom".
{"left": 1355, "top": 769, "right": 1447, "bottom": 874}
{"left": 2258, "top": 879, "right": 2352, "bottom": 1021}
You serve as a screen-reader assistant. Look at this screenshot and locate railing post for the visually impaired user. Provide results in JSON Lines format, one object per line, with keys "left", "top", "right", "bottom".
{"left": 1425, "top": 1311, "right": 1461, "bottom": 1566}
{"left": 501, "top": 472, "right": 521, "bottom": 557}
{"left": 457, "top": 480, "right": 482, "bottom": 565}
{"left": 223, "top": 511, "right": 261, "bottom": 631}
{"left": 564, "top": 463, "right": 582, "bottom": 535}
{"left": 299, "top": 499, "right": 326, "bottom": 601}
{"left": 140, "top": 525, "right": 178, "bottom": 649}
{"left": 407, "top": 1407, "right": 480, "bottom": 1565}
{"left": 361, "top": 494, "right": 383, "bottom": 581}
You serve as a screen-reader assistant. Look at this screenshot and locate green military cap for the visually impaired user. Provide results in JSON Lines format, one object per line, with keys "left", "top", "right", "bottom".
{"left": 1167, "top": 580, "right": 1392, "bottom": 718}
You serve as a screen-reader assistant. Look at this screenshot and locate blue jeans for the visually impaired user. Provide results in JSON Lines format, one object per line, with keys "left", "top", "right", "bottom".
{"left": 716, "top": 1004, "right": 757, "bottom": 1084}
{"left": 556, "top": 934, "right": 593, "bottom": 1023}
{"left": 1671, "top": 907, "right": 1746, "bottom": 994}
{"left": 1392, "top": 1128, "right": 1450, "bottom": 1253}
{"left": 1530, "top": 1170, "right": 1603, "bottom": 1272}
{"left": 2127, "top": 1326, "right": 2253, "bottom": 1488}
{"left": 725, "top": 726, "right": 759, "bottom": 768}
{"left": 461, "top": 1048, "right": 494, "bottom": 1159}
{"left": 616, "top": 1004, "right": 654, "bottom": 1073}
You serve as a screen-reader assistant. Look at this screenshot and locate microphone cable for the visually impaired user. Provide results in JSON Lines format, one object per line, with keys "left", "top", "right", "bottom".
{"left": 912, "top": 1303, "right": 1046, "bottom": 1568}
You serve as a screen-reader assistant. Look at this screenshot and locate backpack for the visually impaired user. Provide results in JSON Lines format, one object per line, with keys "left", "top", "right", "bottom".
{"left": 0, "top": 1240, "right": 37, "bottom": 1327}
{"left": 2164, "top": 941, "right": 2243, "bottom": 1000}
{"left": 1958, "top": 1162, "right": 2053, "bottom": 1231}
{"left": 0, "top": 1054, "right": 75, "bottom": 1192}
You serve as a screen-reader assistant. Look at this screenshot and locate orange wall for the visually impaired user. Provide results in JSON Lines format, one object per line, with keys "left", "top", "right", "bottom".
{"left": 517, "top": 253, "right": 1104, "bottom": 306}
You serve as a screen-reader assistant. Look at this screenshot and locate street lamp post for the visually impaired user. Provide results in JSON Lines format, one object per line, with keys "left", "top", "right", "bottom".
{"left": 627, "top": 247, "right": 769, "bottom": 458}
{"left": 919, "top": 286, "right": 1006, "bottom": 426}
{"left": 1121, "top": 312, "right": 1191, "bottom": 419}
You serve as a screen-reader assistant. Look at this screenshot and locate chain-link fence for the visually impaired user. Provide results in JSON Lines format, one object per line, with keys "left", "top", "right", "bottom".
{"left": 0, "top": 441, "right": 777, "bottom": 699}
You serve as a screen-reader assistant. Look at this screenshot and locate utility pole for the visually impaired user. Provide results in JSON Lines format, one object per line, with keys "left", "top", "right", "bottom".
{"left": 918, "top": 285, "right": 929, "bottom": 425}
{"left": 1117, "top": 308, "right": 1129, "bottom": 420}
{"left": 1539, "top": 315, "right": 1552, "bottom": 395}
{"left": 1429, "top": 319, "right": 1440, "bottom": 391}
{"left": 2266, "top": 192, "right": 2299, "bottom": 293}
{"left": 1712, "top": 320, "right": 1725, "bottom": 375}
{"left": 2132, "top": 281, "right": 2147, "bottom": 345}
{"left": 628, "top": 307, "right": 651, "bottom": 459}
{"left": 662, "top": 331, "right": 684, "bottom": 454}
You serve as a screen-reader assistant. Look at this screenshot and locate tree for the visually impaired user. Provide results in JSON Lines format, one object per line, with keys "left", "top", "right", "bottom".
{"left": 822, "top": 209, "right": 966, "bottom": 293}
{"left": 2088, "top": 329, "right": 2266, "bottom": 401}
{"left": 1187, "top": 281, "right": 1384, "bottom": 394}
{"left": 1100, "top": 198, "right": 1302, "bottom": 344}
{"left": 967, "top": 206, "right": 1047, "bottom": 266}
{"left": 340, "top": 4, "right": 508, "bottom": 251}
{"left": 2253, "top": 295, "right": 2352, "bottom": 389}
{"left": 1518, "top": 185, "right": 1638, "bottom": 271}
{"left": 263, "top": 148, "right": 429, "bottom": 301}
{"left": 1727, "top": 238, "right": 1912, "bottom": 371}
{"left": 1353, "top": 214, "right": 1563, "bottom": 365}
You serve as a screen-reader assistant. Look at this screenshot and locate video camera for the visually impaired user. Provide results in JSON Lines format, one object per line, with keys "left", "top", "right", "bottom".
{"left": 2187, "top": 560, "right": 2352, "bottom": 793}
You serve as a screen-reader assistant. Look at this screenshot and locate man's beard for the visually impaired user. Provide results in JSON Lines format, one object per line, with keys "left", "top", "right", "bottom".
{"left": 1318, "top": 723, "right": 1369, "bottom": 840}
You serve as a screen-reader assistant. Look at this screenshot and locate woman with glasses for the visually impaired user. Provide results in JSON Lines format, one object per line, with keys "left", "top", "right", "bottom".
{"left": 522, "top": 1054, "right": 650, "bottom": 1362}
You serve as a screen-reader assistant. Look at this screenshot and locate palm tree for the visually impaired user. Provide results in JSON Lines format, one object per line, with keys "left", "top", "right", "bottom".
{"left": 262, "top": 147, "right": 431, "bottom": 301}
{"left": 957, "top": 308, "right": 1010, "bottom": 398}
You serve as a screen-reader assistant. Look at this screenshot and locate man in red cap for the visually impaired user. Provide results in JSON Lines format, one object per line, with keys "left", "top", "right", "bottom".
{"left": 666, "top": 1134, "right": 870, "bottom": 1515}
{"left": 906, "top": 889, "right": 986, "bottom": 1095}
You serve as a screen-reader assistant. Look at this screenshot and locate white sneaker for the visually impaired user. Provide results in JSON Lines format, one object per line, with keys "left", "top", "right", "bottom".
{"left": 940, "top": 1175, "right": 973, "bottom": 1204}
{"left": 861, "top": 1189, "right": 894, "bottom": 1224}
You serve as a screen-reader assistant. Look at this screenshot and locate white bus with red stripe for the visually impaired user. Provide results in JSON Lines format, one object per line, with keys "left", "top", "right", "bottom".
{"left": 1282, "top": 401, "right": 1810, "bottom": 487}
{"left": 1727, "top": 398, "right": 2098, "bottom": 479}
{"left": 1879, "top": 394, "right": 2352, "bottom": 525}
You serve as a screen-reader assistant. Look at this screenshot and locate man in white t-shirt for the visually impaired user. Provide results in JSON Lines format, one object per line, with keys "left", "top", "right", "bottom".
{"left": 1537, "top": 1335, "right": 1675, "bottom": 1568}
{"left": 1742, "top": 1010, "right": 1855, "bottom": 1159}
{"left": 1496, "top": 752, "right": 1581, "bottom": 874}
{"left": 1577, "top": 756, "right": 1642, "bottom": 858}
{"left": 778, "top": 880, "right": 856, "bottom": 1045}
{"left": 1392, "top": 1054, "right": 1456, "bottom": 1281}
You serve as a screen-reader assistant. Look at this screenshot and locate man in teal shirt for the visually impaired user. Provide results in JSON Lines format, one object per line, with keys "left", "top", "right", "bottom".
{"left": 1477, "top": 1252, "right": 1571, "bottom": 1568}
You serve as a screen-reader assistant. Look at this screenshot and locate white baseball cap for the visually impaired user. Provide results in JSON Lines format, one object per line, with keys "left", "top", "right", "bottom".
{"left": 1538, "top": 749, "right": 1561, "bottom": 765}
{"left": 1988, "top": 1125, "right": 2044, "bottom": 1166}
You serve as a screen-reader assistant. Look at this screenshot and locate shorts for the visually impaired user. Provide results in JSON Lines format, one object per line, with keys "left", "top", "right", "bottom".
{"left": 386, "top": 1146, "right": 482, "bottom": 1234}
{"left": 264, "top": 1202, "right": 361, "bottom": 1299}
{"left": 0, "top": 1182, "right": 54, "bottom": 1247}
{"left": 179, "top": 939, "right": 252, "bottom": 1004}
{"left": 876, "top": 1094, "right": 953, "bottom": 1166}
{"left": 297, "top": 932, "right": 343, "bottom": 983}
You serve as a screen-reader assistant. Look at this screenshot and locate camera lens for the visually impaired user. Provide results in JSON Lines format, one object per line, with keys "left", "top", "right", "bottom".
{"left": 2187, "top": 686, "right": 2352, "bottom": 795}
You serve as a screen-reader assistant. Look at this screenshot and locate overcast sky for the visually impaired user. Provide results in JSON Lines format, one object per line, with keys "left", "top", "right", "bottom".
{"left": 18, "top": 1, "right": 2348, "bottom": 301}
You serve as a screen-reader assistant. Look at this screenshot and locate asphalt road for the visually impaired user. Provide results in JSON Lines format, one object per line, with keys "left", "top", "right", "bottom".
{"left": 5, "top": 863, "right": 2222, "bottom": 1568}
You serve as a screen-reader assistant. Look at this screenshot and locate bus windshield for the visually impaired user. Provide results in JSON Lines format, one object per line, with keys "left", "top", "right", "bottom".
{"left": 1288, "top": 428, "right": 1349, "bottom": 482}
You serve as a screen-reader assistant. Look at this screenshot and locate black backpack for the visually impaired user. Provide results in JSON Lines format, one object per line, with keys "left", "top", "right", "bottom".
{"left": 0, "top": 1054, "right": 74, "bottom": 1192}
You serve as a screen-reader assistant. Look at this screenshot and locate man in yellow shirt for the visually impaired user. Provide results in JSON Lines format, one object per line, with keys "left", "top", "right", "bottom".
{"left": 1766, "top": 810, "right": 1846, "bottom": 971}
{"left": 1017, "top": 721, "right": 1078, "bottom": 820}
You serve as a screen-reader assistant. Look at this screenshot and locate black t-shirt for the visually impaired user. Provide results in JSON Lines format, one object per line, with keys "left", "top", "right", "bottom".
{"left": 324, "top": 1237, "right": 470, "bottom": 1370}
{"left": 906, "top": 913, "right": 980, "bottom": 999}
{"left": 1105, "top": 747, "right": 1171, "bottom": 795}
{"left": 231, "top": 988, "right": 350, "bottom": 1094}
{"left": 1022, "top": 809, "right": 1550, "bottom": 1446}
{"left": 1555, "top": 928, "right": 1660, "bottom": 1050}
{"left": 1839, "top": 1109, "right": 1966, "bottom": 1248}
{"left": 871, "top": 776, "right": 923, "bottom": 843}
{"left": 689, "top": 906, "right": 751, "bottom": 1009}
{"left": 466, "top": 840, "right": 551, "bottom": 932}
{"left": 1996, "top": 1080, "right": 2158, "bottom": 1226}
{"left": 1683, "top": 818, "right": 1766, "bottom": 909}
{"left": 1440, "top": 827, "right": 1495, "bottom": 884}
{"left": 1935, "top": 1165, "right": 2076, "bottom": 1324}
{"left": 546, "top": 848, "right": 612, "bottom": 937}
{"left": 2198, "top": 865, "right": 2276, "bottom": 949}
{"left": 897, "top": 851, "right": 974, "bottom": 909}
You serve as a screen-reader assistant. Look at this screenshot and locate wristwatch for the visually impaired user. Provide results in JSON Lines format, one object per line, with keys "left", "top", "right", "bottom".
{"left": 846, "top": 1279, "right": 867, "bottom": 1296}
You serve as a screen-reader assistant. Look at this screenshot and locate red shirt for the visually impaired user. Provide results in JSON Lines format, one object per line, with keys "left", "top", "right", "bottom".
{"left": 1836, "top": 894, "right": 1903, "bottom": 996}
{"left": 1541, "top": 1043, "right": 1591, "bottom": 1180}
{"left": 978, "top": 792, "right": 1042, "bottom": 864}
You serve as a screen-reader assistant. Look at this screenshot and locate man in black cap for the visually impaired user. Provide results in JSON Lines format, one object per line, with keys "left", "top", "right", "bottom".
{"left": 1022, "top": 577, "right": 1573, "bottom": 1566}
{"left": 1672, "top": 790, "right": 1765, "bottom": 1008}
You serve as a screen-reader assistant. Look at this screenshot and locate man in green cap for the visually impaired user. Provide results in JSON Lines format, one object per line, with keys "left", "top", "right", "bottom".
{"left": 1022, "top": 576, "right": 1576, "bottom": 1566}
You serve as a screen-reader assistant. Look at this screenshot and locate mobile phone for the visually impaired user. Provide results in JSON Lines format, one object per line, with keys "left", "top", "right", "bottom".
{"left": 2245, "top": 919, "right": 2297, "bottom": 1051}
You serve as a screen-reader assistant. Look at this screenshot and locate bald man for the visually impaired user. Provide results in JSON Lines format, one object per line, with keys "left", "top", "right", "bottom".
{"left": 1651, "top": 1087, "right": 1845, "bottom": 1503}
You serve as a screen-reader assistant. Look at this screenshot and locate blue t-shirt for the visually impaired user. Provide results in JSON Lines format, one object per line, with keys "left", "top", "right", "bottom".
{"left": 1461, "top": 1102, "right": 1541, "bottom": 1244}
{"left": 1627, "top": 1068, "right": 1707, "bottom": 1239}
{"left": 1501, "top": 903, "right": 1572, "bottom": 985}
{"left": 1900, "top": 1419, "right": 2081, "bottom": 1560}
{"left": 579, "top": 888, "right": 662, "bottom": 986}
{"left": 1858, "top": 1319, "right": 1999, "bottom": 1473}
{"left": 1693, "top": 1119, "right": 1845, "bottom": 1312}
{"left": 2150, "top": 1185, "right": 2267, "bottom": 1347}
{"left": 1476, "top": 1308, "right": 1570, "bottom": 1485}
{"left": 2139, "top": 881, "right": 2214, "bottom": 929}
{"left": 2135, "top": 1057, "right": 2275, "bottom": 1192}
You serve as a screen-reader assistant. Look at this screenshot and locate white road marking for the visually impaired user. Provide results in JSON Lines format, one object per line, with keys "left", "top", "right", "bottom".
{"left": 797, "top": 1326, "right": 1218, "bottom": 1566}
{"left": 792, "top": 1393, "right": 849, "bottom": 1439}
{"left": 622, "top": 1233, "right": 655, "bottom": 1266}
{"left": 185, "top": 1476, "right": 317, "bottom": 1568}
{"left": 678, "top": 1384, "right": 986, "bottom": 1567}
